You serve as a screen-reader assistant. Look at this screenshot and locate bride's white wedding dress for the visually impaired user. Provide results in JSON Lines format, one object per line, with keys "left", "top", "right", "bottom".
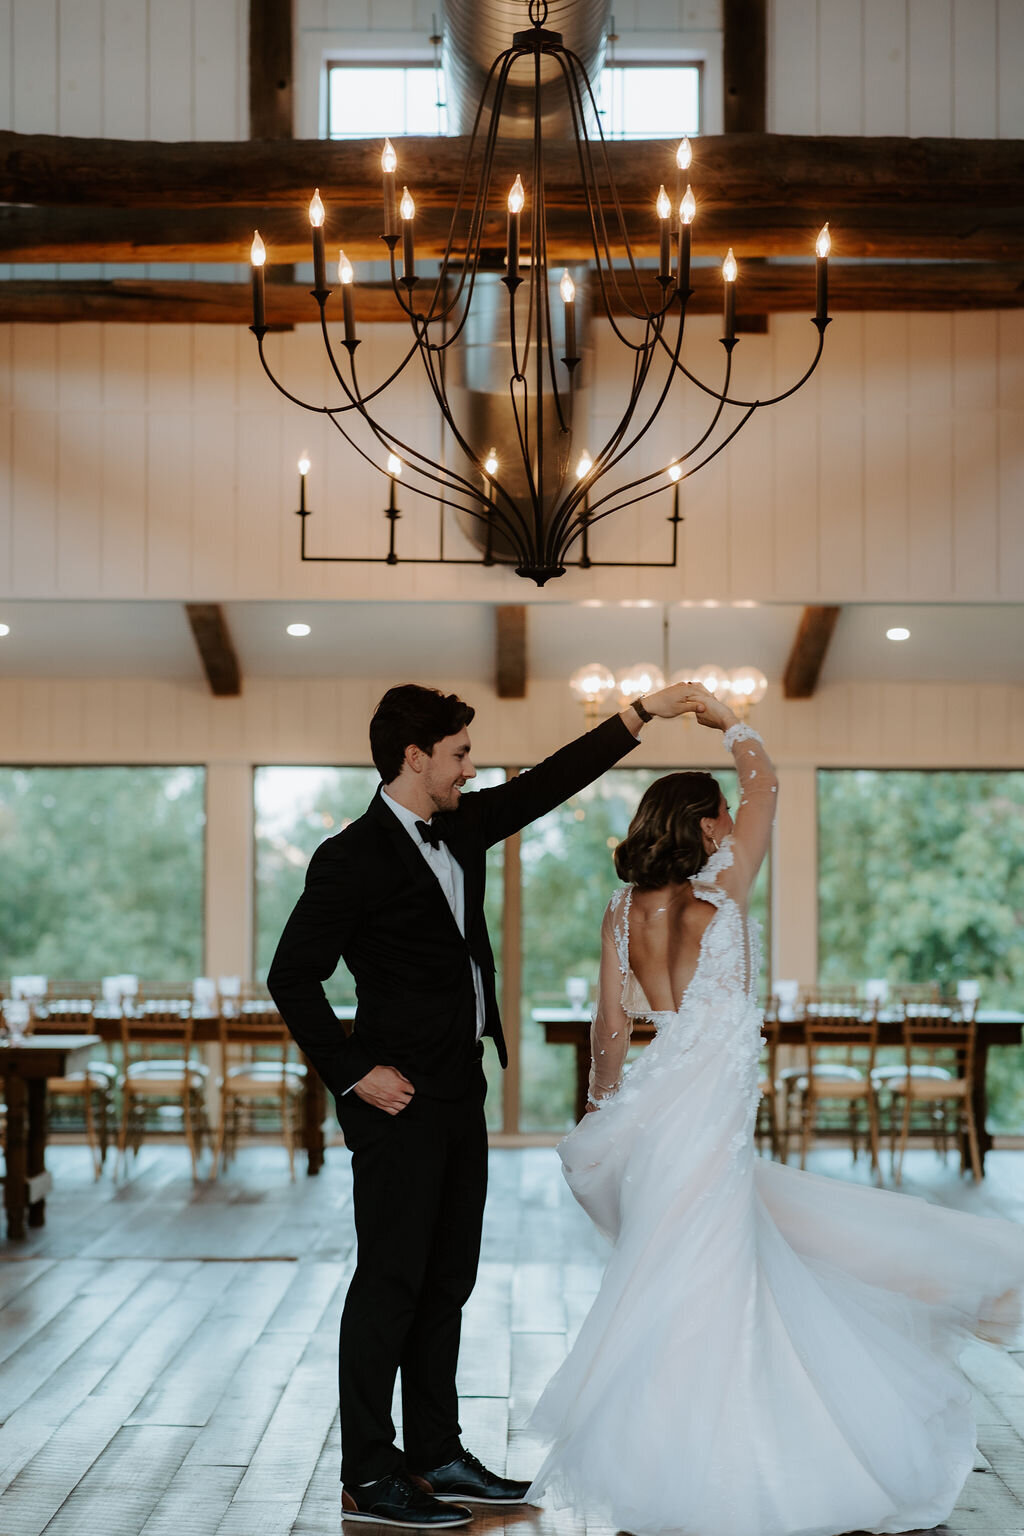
{"left": 528, "top": 724, "right": 1024, "bottom": 1536}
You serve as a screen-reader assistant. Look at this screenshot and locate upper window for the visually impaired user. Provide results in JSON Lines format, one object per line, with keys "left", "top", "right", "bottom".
{"left": 325, "top": 61, "right": 700, "bottom": 142}
{"left": 327, "top": 63, "right": 447, "bottom": 139}
{"left": 598, "top": 63, "right": 702, "bottom": 139}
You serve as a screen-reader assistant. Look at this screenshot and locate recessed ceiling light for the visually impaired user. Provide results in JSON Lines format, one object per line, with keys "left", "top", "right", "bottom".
{"left": 886, "top": 626, "right": 910, "bottom": 641}
{"left": 0, "top": 623, "right": 9, "bottom": 637}
{"left": 286, "top": 622, "right": 311, "bottom": 637}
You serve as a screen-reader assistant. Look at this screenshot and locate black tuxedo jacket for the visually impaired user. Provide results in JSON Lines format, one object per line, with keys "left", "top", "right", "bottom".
{"left": 267, "top": 713, "right": 638, "bottom": 1101}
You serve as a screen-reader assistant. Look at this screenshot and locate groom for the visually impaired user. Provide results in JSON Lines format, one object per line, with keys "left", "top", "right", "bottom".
{"left": 268, "top": 680, "right": 690, "bottom": 1527}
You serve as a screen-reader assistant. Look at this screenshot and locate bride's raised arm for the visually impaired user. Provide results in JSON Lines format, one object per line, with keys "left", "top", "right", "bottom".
{"left": 587, "top": 901, "right": 634, "bottom": 1110}
{"left": 688, "top": 683, "right": 778, "bottom": 908}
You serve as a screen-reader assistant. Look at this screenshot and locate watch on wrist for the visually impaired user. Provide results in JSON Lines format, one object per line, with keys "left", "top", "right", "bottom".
{"left": 631, "top": 695, "right": 654, "bottom": 724}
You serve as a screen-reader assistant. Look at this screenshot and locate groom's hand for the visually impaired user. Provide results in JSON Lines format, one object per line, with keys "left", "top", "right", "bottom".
{"left": 353, "top": 1065, "right": 415, "bottom": 1114}
{"left": 643, "top": 680, "right": 738, "bottom": 730}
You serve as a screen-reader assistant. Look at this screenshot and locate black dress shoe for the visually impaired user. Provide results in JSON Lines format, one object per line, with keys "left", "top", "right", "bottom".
{"left": 341, "top": 1471, "right": 473, "bottom": 1527}
{"left": 416, "top": 1449, "right": 533, "bottom": 1505}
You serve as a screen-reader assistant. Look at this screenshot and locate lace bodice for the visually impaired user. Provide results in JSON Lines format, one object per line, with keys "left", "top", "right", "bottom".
{"left": 588, "top": 723, "right": 776, "bottom": 1109}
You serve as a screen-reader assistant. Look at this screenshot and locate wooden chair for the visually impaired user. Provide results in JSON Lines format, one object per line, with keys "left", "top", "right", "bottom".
{"left": 799, "top": 984, "right": 862, "bottom": 1012}
{"left": 791, "top": 1011, "right": 881, "bottom": 1173}
{"left": 891, "top": 981, "right": 942, "bottom": 1008}
{"left": 33, "top": 994, "right": 114, "bottom": 1178}
{"left": 885, "top": 1010, "right": 981, "bottom": 1183}
{"left": 213, "top": 1004, "right": 306, "bottom": 1178}
{"left": 117, "top": 1004, "right": 209, "bottom": 1179}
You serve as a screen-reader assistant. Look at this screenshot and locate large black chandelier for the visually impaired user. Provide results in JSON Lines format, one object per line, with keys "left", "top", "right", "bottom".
{"left": 249, "top": 0, "right": 832, "bottom": 586}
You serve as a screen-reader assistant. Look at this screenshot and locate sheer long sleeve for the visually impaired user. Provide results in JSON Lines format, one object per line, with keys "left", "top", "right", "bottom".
{"left": 588, "top": 902, "right": 633, "bottom": 1106}
{"left": 717, "top": 721, "right": 778, "bottom": 907}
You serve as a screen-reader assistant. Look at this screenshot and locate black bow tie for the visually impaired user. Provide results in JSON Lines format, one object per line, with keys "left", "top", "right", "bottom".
{"left": 416, "top": 820, "right": 444, "bottom": 849}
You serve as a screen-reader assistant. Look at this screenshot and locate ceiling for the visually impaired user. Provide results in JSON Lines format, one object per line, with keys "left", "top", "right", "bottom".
{"left": 0, "top": 600, "right": 1021, "bottom": 689}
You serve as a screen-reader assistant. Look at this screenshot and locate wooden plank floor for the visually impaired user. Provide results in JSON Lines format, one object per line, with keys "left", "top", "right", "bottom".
{"left": 1, "top": 1143, "right": 1023, "bottom": 1536}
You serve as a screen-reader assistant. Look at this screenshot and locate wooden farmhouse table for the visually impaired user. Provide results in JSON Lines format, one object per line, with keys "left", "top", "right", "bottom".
{"left": 534, "top": 1007, "right": 1024, "bottom": 1167}
{"left": 1, "top": 1033, "right": 100, "bottom": 1239}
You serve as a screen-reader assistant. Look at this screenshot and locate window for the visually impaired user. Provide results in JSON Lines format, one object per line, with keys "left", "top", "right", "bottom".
{"left": 327, "top": 63, "right": 447, "bottom": 139}
{"left": 520, "top": 764, "right": 768, "bottom": 1132}
{"left": 598, "top": 63, "right": 701, "bottom": 139}
{"left": 254, "top": 766, "right": 505, "bottom": 1129}
{"left": 0, "top": 766, "right": 206, "bottom": 980}
{"left": 817, "top": 769, "right": 1024, "bottom": 1131}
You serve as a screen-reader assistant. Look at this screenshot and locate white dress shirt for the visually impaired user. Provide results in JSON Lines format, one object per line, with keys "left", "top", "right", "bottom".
{"left": 381, "top": 789, "right": 487, "bottom": 1041}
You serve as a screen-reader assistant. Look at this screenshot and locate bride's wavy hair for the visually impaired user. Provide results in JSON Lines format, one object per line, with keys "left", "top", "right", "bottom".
{"left": 613, "top": 772, "right": 723, "bottom": 889}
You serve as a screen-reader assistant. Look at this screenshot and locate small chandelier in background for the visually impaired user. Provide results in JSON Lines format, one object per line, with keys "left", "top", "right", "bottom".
{"left": 569, "top": 659, "right": 767, "bottom": 725}
{"left": 248, "top": 0, "right": 832, "bottom": 586}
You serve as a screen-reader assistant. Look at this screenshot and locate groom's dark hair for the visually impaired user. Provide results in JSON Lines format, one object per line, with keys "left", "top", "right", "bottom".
{"left": 370, "top": 684, "right": 475, "bottom": 784}
{"left": 614, "top": 771, "right": 723, "bottom": 888}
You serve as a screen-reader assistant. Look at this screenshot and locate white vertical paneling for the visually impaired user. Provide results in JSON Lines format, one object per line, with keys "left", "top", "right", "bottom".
{"left": 0, "top": 327, "right": 11, "bottom": 585}
{"left": 190, "top": 328, "right": 239, "bottom": 595}
{"left": 11, "top": 329, "right": 58, "bottom": 593}
{"left": 952, "top": 318, "right": 999, "bottom": 599}
{"left": 863, "top": 0, "right": 907, "bottom": 135}
{"left": 145, "top": 327, "right": 194, "bottom": 594}
{"left": 770, "top": 0, "right": 818, "bottom": 132}
{"left": 101, "top": 0, "right": 148, "bottom": 137}
{"left": 817, "top": 0, "right": 863, "bottom": 134}
{"left": 997, "top": 313, "right": 1024, "bottom": 599}
{"left": 952, "top": 0, "right": 997, "bottom": 138}
{"left": 12, "top": 0, "right": 56, "bottom": 130}
{"left": 0, "top": 0, "right": 13, "bottom": 130}
{"left": 56, "top": 326, "right": 104, "bottom": 593}
{"left": 862, "top": 313, "right": 909, "bottom": 598}
{"left": 195, "top": 0, "right": 243, "bottom": 140}
{"left": 908, "top": 0, "right": 952, "bottom": 135}
{"left": 726, "top": 341, "right": 774, "bottom": 599}
{"left": 149, "top": 0, "right": 194, "bottom": 138}
{"left": 906, "top": 315, "right": 954, "bottom": 598}
{"left": 997, "top": 0, "right": 1024, "bottom": 135}
{"left": 57, "top": 0, "right": 103, "bottom": 135}
{"left": 817, "top": 313, "right": 865, "bottom": 598}
{"left": 772, "top": 317, "right": 819, "bottom": 597}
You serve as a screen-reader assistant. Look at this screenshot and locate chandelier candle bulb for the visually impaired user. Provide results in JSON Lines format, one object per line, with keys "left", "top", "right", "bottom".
{"left": 560, "top": 269, "right": 577, "bottom": 360}
{"left": 723, "top": 248, "right": 738, "bottom": 341}
{"left": 678, "top": 185, "right": 695, "bottom": 294}
{"left": 657, "top": 185, "right": 672, "bottom": 280}
{"left": 309, "top": 189, "right": 327, "bottom": 294}
{"left": 250, "top": 230, "right": 266, "bottom": 330}
{"left": 677, "top": 137, "right": 693, "bottom": 171}
{"left": 381, "top": 138, "right": 398, "bottom": 237}
{"left": 816, "top": 222, "right": 831, "bottom": 322}
{"left": 338, "top": 250, "right": 356, "bottom": 343}
{"left": 297, "top": 455, "right": 310, "bottom": 514}
{"left": 400, "top": 186, "right": 416, "bottom": 283}
{"left": 506, "top": 174, "right": 524, "bottom": 282}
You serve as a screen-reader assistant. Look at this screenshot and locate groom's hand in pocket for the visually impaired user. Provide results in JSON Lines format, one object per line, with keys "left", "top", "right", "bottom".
{"left": 353, "top": 1065, "right": 415, "bottom": 1114}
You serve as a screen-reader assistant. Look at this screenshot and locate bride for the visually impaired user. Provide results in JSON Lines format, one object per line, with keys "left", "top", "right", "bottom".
{"left": 528, "top": 682, "right": 1024, "bottom": 1536}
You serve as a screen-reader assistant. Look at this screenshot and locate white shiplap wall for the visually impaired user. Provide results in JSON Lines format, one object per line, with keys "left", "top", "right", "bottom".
{"left": 2, "top": 309, "right": 1022, "bottom": 604}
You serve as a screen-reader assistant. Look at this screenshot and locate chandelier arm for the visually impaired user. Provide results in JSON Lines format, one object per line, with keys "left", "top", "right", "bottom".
{"left": 570, "top": 403, "right": 759, "bottom": 541}
{"left": 558, "top": 46, "right": 675, "bottom": 329}
{"left": 669, "top": 321, "right": 828, "bottom": 410}
{"left": 253, "top": 333, "right": 350, "bottom": 416}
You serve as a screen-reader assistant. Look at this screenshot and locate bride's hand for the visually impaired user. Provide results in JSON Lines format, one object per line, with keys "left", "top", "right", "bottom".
{"left": 645, "top": 680, "right": 737, "bottom": 731}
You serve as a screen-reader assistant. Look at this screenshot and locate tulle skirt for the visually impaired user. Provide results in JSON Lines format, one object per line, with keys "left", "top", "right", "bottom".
{"left": 528, "top": 1019, "right": 1024, "bottom": 1536}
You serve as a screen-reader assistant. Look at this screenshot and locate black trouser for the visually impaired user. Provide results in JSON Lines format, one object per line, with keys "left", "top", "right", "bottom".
{"left": 336, "top": 1070, "right": 488, "bottom": 1484}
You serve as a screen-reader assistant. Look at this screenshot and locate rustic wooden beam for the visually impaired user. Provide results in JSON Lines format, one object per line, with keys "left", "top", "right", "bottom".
{"left": 185, "top": 603, "right": 242, "bottom": 697}
{"left": 783, "top": 606, "right": 841, "bottom": 700}
{"left": 3, "top": 264, "right": 1022, "bottom": 323}
{"left": 249, "top": 0, "right": 293, "bottom": 142}
{"left": 2, "top": 130, "right": 1021, "bottom": 212}
{"left": 495, "top": 606, "right": 527, "bottom": 700}
{"left": 723, "top": 0, "right": 766, "bottom": 135}
{"left": 3, "top": 202, "right": 1023, "bottom": 265}
{"left": 723, "top": 0, "right": 767, "bottom": 331}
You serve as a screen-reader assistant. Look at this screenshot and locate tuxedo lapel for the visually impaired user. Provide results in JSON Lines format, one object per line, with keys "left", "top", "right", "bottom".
{"left": 366, "top": 791, "right": 470, "bottom": 947}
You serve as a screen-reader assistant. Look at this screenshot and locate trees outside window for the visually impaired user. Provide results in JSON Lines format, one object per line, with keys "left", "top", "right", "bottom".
{"left": 0, "top": 766, "right": 205, "bottom": 980}
{"left": 818, "top": 770, "right": 1024, "bottom": 1131}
